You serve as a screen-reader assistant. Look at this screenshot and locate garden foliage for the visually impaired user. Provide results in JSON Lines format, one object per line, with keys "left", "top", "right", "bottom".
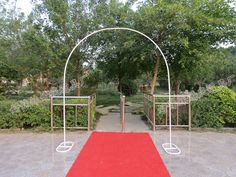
{"left": 0, "top": 96, "right": 96, "bottom": 130}
{"left": 118, "top": 79, "right": 138, "bottom": 96}
{"left": 0, "top": 98, "right": 50, "bottom": 129}
{"left": 192, "top": 86, "right": 236, "bottom": 128}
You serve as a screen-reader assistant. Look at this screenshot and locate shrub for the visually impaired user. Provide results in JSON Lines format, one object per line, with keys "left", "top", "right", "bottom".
{"left": 192, "top": 86, "right": 236, "bottom": 128}
{"left": 0, "top": 99, "right": 50, "bottom": 129}
{"left": 17, "top": 102, "right": 50, "bottom": 129}
{"left": 0, "top": 100, "right": 16, "bottom": 128}
{"left": 0, "top": 96, "right": 97, "bottom": 130}
{"left": 118, "top": 80, "right": 138, "bottom": 96}
{"left": 96, "top": 90, "right": 120, "bottom": 106}
{"left": 53, "top": 105, "right": 89, "bottom": 128}
{"left": 0, "top": 95, "right": 6, "bottom": 101}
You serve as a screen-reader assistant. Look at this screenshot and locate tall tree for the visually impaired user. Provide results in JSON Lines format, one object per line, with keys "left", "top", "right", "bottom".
{"left": 0, "top": 0, "right": 26, "bottom": 83}
{"left": 136, "top": 0, "right": 236, "bottom": 94}
{"left": 30, "top": 0, "right": 92, "bottom": 95}
{"left": 88, "top": 0, "right": 155, "bottom": 94}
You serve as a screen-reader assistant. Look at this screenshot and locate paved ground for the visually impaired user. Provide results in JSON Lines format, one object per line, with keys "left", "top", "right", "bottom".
{"left": 0, "top": 130, "right": 236, "bottom": 177}
{"left": 0, "top": 132, "right": 91, "bottom": 177}
{"left": 0, "top": 111, "right": 236, "bottom": 177}
{"left": 96, "top": 112, "right": 150, "bottom": 132}
{"left": 151, "top": 131, "right": 236, "bottom": 177}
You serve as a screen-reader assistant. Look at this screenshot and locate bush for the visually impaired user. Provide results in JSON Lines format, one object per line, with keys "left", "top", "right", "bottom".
{"left": 96, "top": 90, "right": 119, "bottom": 106}
{"left": 0, "top": 96, "right": 97, "bottom": 130}
{"left": 0, "top": 99, "right": 50, "bottom": 129}
{"left": 118, "top": 80, "right": 138, "bottom": 96}
{"left": 17, "top": 103, "right": 50, "bottom": 129}
{"left": 192, "top": 86, "right": 236, "bottom": 128}
{"left": 53, "top": 105, "right": 88, "bottom": 128}
{"left": 0, "top": 100, "right": 16, "bottom": 128}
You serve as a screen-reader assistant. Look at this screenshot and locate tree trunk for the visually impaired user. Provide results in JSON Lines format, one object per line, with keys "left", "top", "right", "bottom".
{"left": 43, "top": 71, "right": 49, "bottom": 91}
{"left": 117, "top": 62, "right": 122, "bottom": 93}
{"left": 76, "top": 59, "right": 81, "bottom": 96}
{"left": 118, "top": 74, "right": 122, "bottom": 93}
{"left": 174, "top": 79, "right": 181, "bottom": 125}
{"left": 174, "top": 80, "right": 181, "bottom": 95}
{"left": 151, "top": 55, "right": 160, "bottom": 94}
{"left": 44, "top": 77, "right": 49, "bottom": 91}
{"left": 32, "top": 77, "right": 40, "bottom": 97}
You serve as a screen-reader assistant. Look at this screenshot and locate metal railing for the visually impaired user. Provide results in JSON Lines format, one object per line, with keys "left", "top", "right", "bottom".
{"left": 50, "top": 94, "right": 96, "bottom": 131}
{"left": 143, "top": 94, "right": 156, "bottom": 131}
{"left": 120, "top": 94, "right": 125, "bottom": 131}
{"left": 144, "top": 93, "right": 191, "bottom": 131}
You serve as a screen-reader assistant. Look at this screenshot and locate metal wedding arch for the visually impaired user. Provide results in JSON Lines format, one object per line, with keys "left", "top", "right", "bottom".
{"left": 56, "top": 27, "right": 181, "bottom": 155}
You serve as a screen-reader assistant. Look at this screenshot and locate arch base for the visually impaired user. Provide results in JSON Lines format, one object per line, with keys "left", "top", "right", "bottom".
{"left": 162, "top": 143, "right": 181, "bottom": 155}
{"left": 56, "top": 141, "right": 74, "bottom": 153}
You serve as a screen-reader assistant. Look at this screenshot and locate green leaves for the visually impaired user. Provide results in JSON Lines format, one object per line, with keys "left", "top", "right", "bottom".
{"left": 143, "top": 0, "right": 236, "bottom": 92}
{"left": 192, "top": 86, "right": 236, "bottom": 128}
{"left": 0, "top": 0, "right": 235, "bottom": 96}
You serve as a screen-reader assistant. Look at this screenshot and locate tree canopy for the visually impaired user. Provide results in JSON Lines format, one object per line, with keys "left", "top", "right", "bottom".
{"left": 0, "top": 0, "right": 235, "bottom": 95}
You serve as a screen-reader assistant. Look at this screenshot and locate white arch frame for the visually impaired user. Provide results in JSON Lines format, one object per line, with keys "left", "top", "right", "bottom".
{"left": 56, "top": 27, "right": 181, "bottom": 155}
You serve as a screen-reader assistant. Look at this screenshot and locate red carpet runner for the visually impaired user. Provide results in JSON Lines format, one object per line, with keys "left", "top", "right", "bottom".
{"left": 67, "top": 132, "right": 170, "bottom": 177}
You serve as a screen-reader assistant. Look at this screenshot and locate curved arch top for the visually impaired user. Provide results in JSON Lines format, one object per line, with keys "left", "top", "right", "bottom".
{"left": 58, "top": 27, "right": 179, "bottom": 155}
{"left": 63, "top": 27, "right": 170, "bottom": 88}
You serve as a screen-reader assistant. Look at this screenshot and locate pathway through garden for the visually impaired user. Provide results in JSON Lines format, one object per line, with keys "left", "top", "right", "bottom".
{"left": 96, "top": 103, "right": 150, "bottom": 132}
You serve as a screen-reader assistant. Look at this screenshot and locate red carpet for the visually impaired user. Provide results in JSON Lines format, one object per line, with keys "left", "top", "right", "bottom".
{"left": 67, "top": 132, "right": 170, "bottom": 177}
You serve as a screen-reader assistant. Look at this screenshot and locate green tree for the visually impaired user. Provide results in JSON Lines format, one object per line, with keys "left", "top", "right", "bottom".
{"left": 136, "top": 0, "right": 236, "bottom": 94}
{"left": 180, "top": 48, "right": 236, "bottom": 91}
{"left": 28, "top": 0, "right": 93, "bottom": 95}
{"left": 88, "top": 0, "right": 154, "bottom": 94}
{"left": 0, "top": 0, "right": 27, "bottom": 90}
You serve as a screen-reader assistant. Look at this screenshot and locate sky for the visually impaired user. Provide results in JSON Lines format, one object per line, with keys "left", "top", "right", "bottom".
{"left": 16, "top": 0, "right": 32, "bottom": 15}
